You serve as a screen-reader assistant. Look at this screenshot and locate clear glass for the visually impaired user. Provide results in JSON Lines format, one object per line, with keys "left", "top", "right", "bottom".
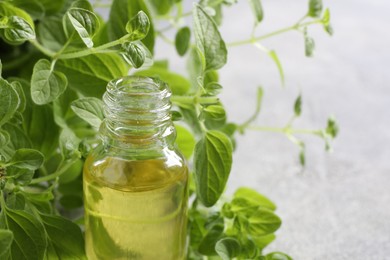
{"left": 83, "top": 76, "right": 189, "bottom": 260}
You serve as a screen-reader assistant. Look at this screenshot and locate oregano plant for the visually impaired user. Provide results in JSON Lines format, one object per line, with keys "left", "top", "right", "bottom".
{"left": 0, "top": 0, "right": 338, "bottom": 259}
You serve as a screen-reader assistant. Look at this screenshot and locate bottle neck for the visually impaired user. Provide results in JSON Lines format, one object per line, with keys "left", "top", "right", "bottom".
{"left": 100, "top": 76, "right": 176, "bottom": 150}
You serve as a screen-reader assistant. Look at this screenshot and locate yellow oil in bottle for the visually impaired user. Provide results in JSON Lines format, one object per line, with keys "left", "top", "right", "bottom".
{"left": 84, "top": 156, "right": 188, "bottom": 260}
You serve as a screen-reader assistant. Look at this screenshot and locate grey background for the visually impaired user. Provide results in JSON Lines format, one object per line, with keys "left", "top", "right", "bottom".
{"left": 153, "top": 0, "right": 390, "bottom": 259}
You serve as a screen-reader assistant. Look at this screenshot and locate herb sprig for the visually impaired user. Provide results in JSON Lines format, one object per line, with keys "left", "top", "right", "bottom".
{"left": 0, "top": 0, "right": 337, "bottom": 259}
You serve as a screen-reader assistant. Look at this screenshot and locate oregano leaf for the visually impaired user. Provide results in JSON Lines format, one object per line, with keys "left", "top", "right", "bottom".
{"left": 108, "top": 0, "right": 155, "bottom": 53}
{"left": 264, "top": 252, "right": 293, "bottom": 260}
{"left": 31, "top": 59, "right": 68, "bottom": 105}
{"left": 0, "top": 229, "right": 13, "bottom": 258}
{"left": 8, "top": 148, "right": 44, "bottom": 170}
{"left": 194, "top": 130, "right": 233, "bottom": 207}
{"left": 121, "top": 41, "right": 152, "bottom": 68}
{"left": 0, "top": 130, "right": 10, "bottom": 148}
{"left": 234, "top": 187, "right": 276, "bottom": 210}
{"left": 268, "top": 50, "right": 285, "bottom": 86}
{"left": 3, "top": 208, "right": 47, "bottom": 260}
{"left": 175, "top": 26, "right": 191, "bottom": 56}
{"left": 0, "top": 16, "right": 35, "bottom": 44}
{"left": 40, "top": 214, "right": 86, "bottom": 259}
{"left": 193, "top": 4, "right": 227, "bottom": 71}
{"left": 126, "top": 11, "right": 150, "bottom": 41}
{"left": 71, "top": 97, "right": 104, "bottom": 129}
{"left": 248, "top": 208, "right": 282, "bottom": 236}
{"left": 65, "top": 7, "right": 100, "bottom": 48}
{"left": 308, "top": 0, "right": 323, "bottom": 18}
{"left": 294, "top": 94, "right": 302, "bottom": 116}
{"left": 322, "top": 8, "right": 333, "bottom": 35}
{"left": 304, "top": 29, "right": 315, "bottom": 57}
{"left": 215, "top": 237, "right": 241, "bottom": 260}
{"left": 248, "top": 0, "right": 264, "bottom": 25}
{"left": 0, "top": 78, "right": 20, "bottom": 127}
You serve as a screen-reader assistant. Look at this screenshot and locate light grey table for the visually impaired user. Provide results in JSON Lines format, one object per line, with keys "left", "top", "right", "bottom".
{"left": 156, "top": 0, "right": 390, "bottom": 259}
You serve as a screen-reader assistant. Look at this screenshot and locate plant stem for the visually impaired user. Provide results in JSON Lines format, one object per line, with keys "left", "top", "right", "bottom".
{"left": 171, "top": 95, "right": 219, "bottom": 105}
{"left": 228, "top": 19, "right": 323, "bottom": 47}
{"left": 30, "top": 159, "right": 77, "bottom": 184}
{"left": 156, "top": 31, "right": 174, "bottom": 45}
{"left": 248, "top": 125, "right": 322, "bottom": 136}
{"left": 230, "top": 26, "right": 297, "bottom": 47}
{"left": 29, "top": 40, "right": 56, "bottom": 57}
{"left": 57, "top": 35, "right": 128, "bottom": 60}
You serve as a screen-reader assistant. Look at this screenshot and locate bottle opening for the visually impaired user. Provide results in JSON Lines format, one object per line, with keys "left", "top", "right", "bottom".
{"left": 101, "top": 76, "right": 174, "bottom": 144}
{"left": 107, "top": 76, "right": 171, "bottom": 99}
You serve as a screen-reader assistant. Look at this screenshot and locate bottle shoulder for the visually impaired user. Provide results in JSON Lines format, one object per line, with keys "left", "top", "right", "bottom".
{"left": 84, "top": 146, "right": 188, "bottom": 192}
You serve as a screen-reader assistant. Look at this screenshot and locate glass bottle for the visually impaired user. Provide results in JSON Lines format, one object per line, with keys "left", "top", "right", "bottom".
{"left": 83, "top": 76, "right": 189, "bottom": 260}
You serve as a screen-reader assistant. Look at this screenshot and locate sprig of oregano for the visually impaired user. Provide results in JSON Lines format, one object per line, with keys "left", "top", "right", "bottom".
{"left": 0, "top": 0, "right": 336, "bottom": 259}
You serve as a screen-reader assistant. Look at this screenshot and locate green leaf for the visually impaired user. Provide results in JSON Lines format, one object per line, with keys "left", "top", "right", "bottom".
{"left": 56, "top": 53, "right": 129, "bottom": 97}
{"left": 175, "top": 124, "right": 196, "bottom": 159}
{"left": 175, "top": 26, "right": 191, "bottom": 56}
{"left": 193, "top": 4, "right": 228, "bottom": 71}
{"left": 126, "top": 11, "right": 150, "bottom": 41}
{"left": 0, "top": 229, "right": 13, "bottom": 258}
{"left": 37, "top": 15, "right": 67, "bottom": 52}
{"left": 108, "top": 0, "right": 155, "bottom": 53}
{"left": 322, "top": 8, "right": 333, "bottom": 35}
{"left": 205, "top": 82, "right": 222, "bottom": 96}
{"left": 268, "top": 50, "right": 285, "bottom": 86}
{"left": 0, "top": 16, "right": 35, "bottom": 44}
{"left": 0, "top": 123, "right": 31, "bottom": 161}
{"left": 148, "top": 0, "right": 175, "bottom": 15}
{"left": 6, "top": 166, "right": 34, "bottom": 185}
{"left": 40, "top": 214, "right": 86, "bottom": 259}
{"left": 234, "top": 187, "right": 276, "bottom": 210}
{"left": 198, "top": 223, "right": 224, "bottom": 255}
{"left": 304, "top": 29, "right": 315, "bottom": 57}
{"left": 35, "top": 0, "right": 65, "bottom": 15}
{"left": 239, "top": 237, "right": 257, "bottom": 258}
{"left": 0, "top": 78, "right": 19, "bottom": 127}
{"left": 12, "top": 0, "right": 45, "bottom": 20}
{"left": 8, "top": 148, "right": 44, "bottom": 170}
{"left": 59, "top": 128, "right": 80, "bottom": 159}
{"left": 203, "top": 104, "right": 227, "bottom": 129}
{"left": 248, "top": 0, "right": 264, "bottom": 25}
{"left": 71, "top": 97, "right": 104, "bottom": 129}
{"left": 299, "top": 148, "right": 305, "bottom": 166}
{"left": 3, "top": 208, "right": 47, "bottom": 260}
{"left": 58, "top": 159, "right": 83, "bottom": 184}
{"left": 252, "top": 234, "right": 275, "bottom": 251}
{"left": 215, "top": 237, "right": 241, "bottom": 260}
{"left": 23, "top": 189, "right": 54, "bottom": 203}
{"left": 326, "top": 116, "right": 338, "bottom": 138}
{"left": 308, "top": 0, "right": 323, "bottom": 18}
{"left": 294, "top": 94, "right": 302, "bottom": 116}
{"left": 65, "top": 8, "right": 100, "bottom": 48}
{"left": 135, "top": 67, "right": 190, "bottom": 95}
{"left": 187, "top": 47, "right": 203, "bottom": 92}
{"left": 53, "top": 88, "right": 79, "bottom": 129}
{"left": 10, "top": 81, "right": 26, "bottom": 113}
{"left": 31, "top": 59, "right": 68, "bottom": 105}
{"left": 194, "top": 130, "right": 233, "bottom": 207}
{"left": 0, "top": 3, "right": 35, "bottom": 44}
{"left": 0, "top": 130, "right": 10, "bottom": 148}
{"left": 70, "top": 0, "right": 94, "bottom": 11}
{"left": 121, "top": 41, "right": 152, "bottom": 68}
{"left": 0, "top": 2, "right": 34, "bottom": 26}
{"left": 248, "top": 209, "right": 282, "bottom": 236}
{"left": 264, "top": 252, "right": 293, "bottom": 260}
{"left": 22, "top": 98, "right": 60, "bottom": 158}
{"left": 180, "top": 106, "right": 203, "bottom": 135}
